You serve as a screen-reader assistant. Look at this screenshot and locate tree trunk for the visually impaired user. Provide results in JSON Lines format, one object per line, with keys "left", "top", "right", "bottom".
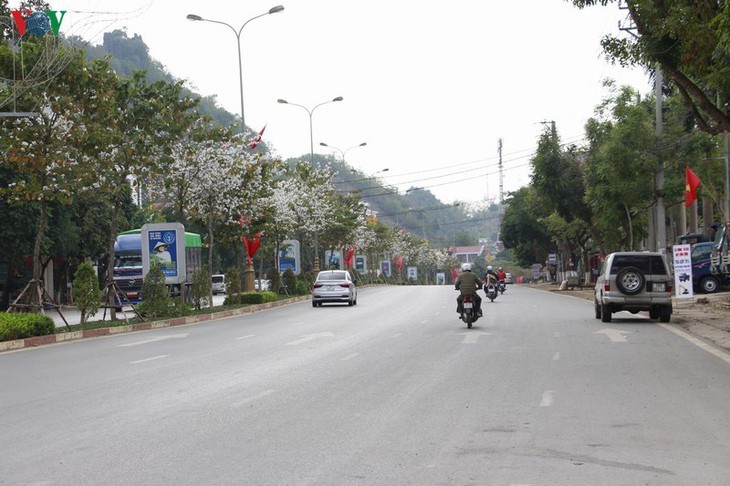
{"left": 107, "top": 206, "right": 119, "bottom": 320}
{"left": 207, "top": 218, "right": 214, "bottom": 306}
{"left": 30, "top": 199, "right": 48, "bottom": 308}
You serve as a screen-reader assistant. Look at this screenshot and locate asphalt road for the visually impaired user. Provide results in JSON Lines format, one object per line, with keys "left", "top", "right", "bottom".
{"left": 2, "top": 285, "right": 730, "bottom": 485}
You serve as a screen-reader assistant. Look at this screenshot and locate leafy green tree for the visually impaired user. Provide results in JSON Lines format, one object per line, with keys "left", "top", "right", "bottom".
{"left": 583, "top": 85, "right": 657, "bottom": 250}
{"left": 500, "top": 187, "right": 552, "bottom": 267}
{"left": 71, "top": 262, "right": 100, "bottom": 325}
{"left": 74, "top": 61, "right": 197, "bottom": 319}
{"left": 572, "top": 0, "right": 730, "bottom": 135}
{"left": 0, "top": 46, "right": 90, "bottom": 306}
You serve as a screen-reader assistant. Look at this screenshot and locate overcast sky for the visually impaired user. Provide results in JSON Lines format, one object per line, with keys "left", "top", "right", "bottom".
{"left": 49, "top": 0, "right": 652, "bottom": 204}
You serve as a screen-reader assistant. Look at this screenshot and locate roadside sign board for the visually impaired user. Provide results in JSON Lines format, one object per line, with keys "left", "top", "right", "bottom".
{"left": 380, "top": 260, "right": 391, "bottom": 277}
{"left": 141, "top": 223, "right": 185, "bottom": 284}
{"left": 672, "top": 244, "right": 693, "bottom": 298}
{"left": 278, "top": 240, "right": 301, "bottom": 275}
{"left": 407, "top": 266, "right": 417, "bottom": 280}
{"left": 354, "top": 255, "right": 367, "bottom": 275}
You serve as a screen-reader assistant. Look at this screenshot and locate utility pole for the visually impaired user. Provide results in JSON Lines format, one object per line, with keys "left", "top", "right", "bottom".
{"left": 655, "top": 66, "right": 667, "bottom": 254}
{"left": 498, "top": 138, "right": 504, "bottom": 204}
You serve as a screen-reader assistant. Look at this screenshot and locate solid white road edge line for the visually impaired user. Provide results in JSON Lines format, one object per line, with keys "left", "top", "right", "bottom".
{"left": 658, "top": 323, "right": 730, "bottom": 365}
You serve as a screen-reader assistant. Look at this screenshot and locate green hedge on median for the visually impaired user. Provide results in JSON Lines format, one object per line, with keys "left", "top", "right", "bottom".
{"left": 0, "top": 313, "right": 55, "bottom": 341}
{"left": 224, "top": 291, "right": 278, "bottom": 306}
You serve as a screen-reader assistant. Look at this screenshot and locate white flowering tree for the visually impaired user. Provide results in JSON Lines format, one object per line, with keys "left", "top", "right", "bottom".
{"left": 0, "top": 49, "right": 90, "bottom": 308}
{"left": 183, "top": 137, "right": 253, "bottom": 278}
{"left": 78, "top": 62, "right": 197, "bottom": 318}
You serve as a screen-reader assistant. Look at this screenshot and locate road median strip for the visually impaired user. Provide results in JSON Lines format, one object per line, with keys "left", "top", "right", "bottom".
{"left": 0, "top": 295, "right": 312, "bottom": 353}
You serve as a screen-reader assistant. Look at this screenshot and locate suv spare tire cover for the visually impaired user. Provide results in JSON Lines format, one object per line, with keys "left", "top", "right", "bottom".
{"left": 615, "top": 266, "right": 645, "bottom": 295}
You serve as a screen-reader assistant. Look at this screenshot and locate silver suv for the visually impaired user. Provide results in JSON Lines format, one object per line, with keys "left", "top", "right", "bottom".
{"left": 594, "top": 252, "right": 673, "bottom": 323}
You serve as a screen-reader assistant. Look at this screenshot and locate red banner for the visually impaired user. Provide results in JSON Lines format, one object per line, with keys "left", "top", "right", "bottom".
{"left": 242, "top": 231, "right": 262, "bottom": 263}
{"left": 395, "top": 256, "right": 404, "bottom": 271}
{"left": 343, "top": 244, "right": 355, "bottom": 268}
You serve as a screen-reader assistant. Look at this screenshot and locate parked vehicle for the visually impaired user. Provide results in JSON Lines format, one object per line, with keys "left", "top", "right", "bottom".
{"left": 312, "top": 270, "right": 357, "bottom": 307}
{"left": 459, "top": 294, "right": 479, "bottom": 328}
{"left": 710, "top": 223, "right": 730, "bottom": 283}
{"left": 111, "top": 229, "right": 202, "bottom": 305}
{"left": 504, "top": 273, "right": 515, "bottom": 284}
{"left": 255, "top": 279, "right": 271, "bottom": 291}
{"left": 692, "top": 242, "right": 730, "bottom": 293}
{"left": 211, "top": 274, "right": 226, "bottom": 294}
{"left": 594, "top": 252, "right": 673, "bottom": 323}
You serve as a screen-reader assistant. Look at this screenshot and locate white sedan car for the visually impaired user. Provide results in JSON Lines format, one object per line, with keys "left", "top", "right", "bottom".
{"left": 312, "top": 270, "right": 357, "bottom": 307}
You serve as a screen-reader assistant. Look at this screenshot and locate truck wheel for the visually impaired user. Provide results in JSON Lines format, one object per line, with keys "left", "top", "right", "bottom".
{"left": 700, "top": 275, "right": 719, "bottom": 294}
{"left": 594, "top": 300, "right": 601, "bottom": 319}
{"left": 649, "top": 308, "right": 660, "bottom": 319}
{"left": 659, "top": 306, "right": 671, "bottom": 323}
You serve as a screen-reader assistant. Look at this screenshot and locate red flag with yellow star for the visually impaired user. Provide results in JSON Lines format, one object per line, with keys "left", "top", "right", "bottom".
{"left": 685, "top": 166, "right": 701, "bottom": 207}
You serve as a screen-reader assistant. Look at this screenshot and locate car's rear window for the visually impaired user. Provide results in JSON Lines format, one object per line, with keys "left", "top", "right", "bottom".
{"left": 317, "top": 272, "right": 348, "bottom": 281}
{"left": 610, "top": 255, "right": 667, "bottom": 275}
{"left": 212, "top": 275, "right": 224, "bottom": 283}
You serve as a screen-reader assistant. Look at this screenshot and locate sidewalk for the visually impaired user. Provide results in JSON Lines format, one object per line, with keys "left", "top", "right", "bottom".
{"left": 531, "top": 283, "right": 730, "bottom": 352}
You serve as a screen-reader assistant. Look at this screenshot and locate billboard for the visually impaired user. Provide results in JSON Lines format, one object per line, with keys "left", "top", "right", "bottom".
{"left": 380, "top": 260, "right": 391, "bottom": 277}
{"left": 141, "top": 223, "right": 186, "bottom": 284}
{"left": 354, "top": 255, "right": 368, "bottom": 275}
{"left": 324, "top": 250, "right": 343, "bottom": 270}
{"left": 278, "top": 240, "right": 301, "bottom": 275}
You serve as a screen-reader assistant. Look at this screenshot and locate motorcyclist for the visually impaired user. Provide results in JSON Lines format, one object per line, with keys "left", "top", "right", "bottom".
{"left": 497, "top": 267, "right": 507, "bottom": 291}
{"left": 484, "top": 265, "right": 499, "bottom": 287}
{"left": 454, "top": 263, "right": 483, "bottom": 317}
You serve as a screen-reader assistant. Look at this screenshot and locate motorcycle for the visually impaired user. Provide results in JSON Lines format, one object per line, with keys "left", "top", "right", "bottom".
{"left": 459, "top": 295, "right": 479, "bottom": 329}
{"left": 498, "top": 279, "right": 506, "bottom": 294}
{"left": 485, "top": 283, "right": 498, "bottom": 302}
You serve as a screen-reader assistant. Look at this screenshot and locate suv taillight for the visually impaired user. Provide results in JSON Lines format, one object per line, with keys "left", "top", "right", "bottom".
{"left": 604, "top": 282, "right": 610, "bottom": 292}
{"left": 666, "top": 282, "right": 672, "bottom": 293}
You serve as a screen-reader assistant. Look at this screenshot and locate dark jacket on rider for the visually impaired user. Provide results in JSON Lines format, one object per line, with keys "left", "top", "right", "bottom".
{"left": 455, "top": 271, "right": 482, "bottom": 295}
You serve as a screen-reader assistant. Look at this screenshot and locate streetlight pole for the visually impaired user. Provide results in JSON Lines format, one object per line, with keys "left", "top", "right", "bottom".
{"left": 187, "top": 5, "right": 284, "bottom": 137}
{"left": 319, "top": 142, "right": 367, "bottom": 163}
{"left": 278, "top": 96, "right": 343, "bottom": 275}
{"left": 277, "top": 97, "right": 343, "bottom": 164}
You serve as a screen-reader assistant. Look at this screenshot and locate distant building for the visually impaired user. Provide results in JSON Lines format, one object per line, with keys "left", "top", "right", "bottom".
{"left": 447, "top": 245, "right": 488, "bottom": 264}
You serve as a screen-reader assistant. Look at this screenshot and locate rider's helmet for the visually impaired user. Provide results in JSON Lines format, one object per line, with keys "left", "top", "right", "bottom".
{"left": 487, "top": 265, "right": 493, "bottom": 271}
{"left": 461, "top": 263, "right": 472, "bottom": 272}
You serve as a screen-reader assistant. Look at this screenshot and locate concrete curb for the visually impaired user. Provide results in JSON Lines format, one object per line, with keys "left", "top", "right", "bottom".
{"left": 0, "top": 295, "right": 311, "bottom": 353}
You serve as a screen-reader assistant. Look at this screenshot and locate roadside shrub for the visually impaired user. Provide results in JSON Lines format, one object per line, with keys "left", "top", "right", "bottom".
{"left": 226, "top": 267, "right": 241, "bottom": 295}
{"left": 269, "top": 271, "right": 282, "bottom": 294}
{"left": 295, "top": 280, "right": 310, "bottom": 295}
{"left": 72, "top": 261, "right": 101, "bottom": 325}
{"left": 137, "top": 261, "right": 170, "bottom": 318}
{"left": 238, "top": 291, "right": 278, "bottom": 305}
{"left": 170, "top": 298, "right": 192, "bottom": 317}
{"left": 0, "top": 313, "right": 55, "bottom": 341}
{"left": 282, "top": 269, "right": 297, "bottom": 295}
{"left": 190, "top": 267, "right": 211, "bottom": 310}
